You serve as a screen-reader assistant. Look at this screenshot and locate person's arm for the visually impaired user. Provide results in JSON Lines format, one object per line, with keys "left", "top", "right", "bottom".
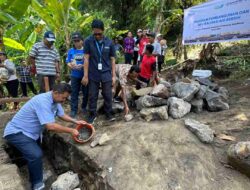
{"left": 35, "top": 102, "right": 79, "bottom": 137}
{"left": 66, "top": 49, "right": 76, "bottom": 69}
{"left": 58, "top": 114, "right": 87, "bottom": 125}
{"left": 110, "top": 42, "right": 116, "bottom": 87}
{"left": 55, "top": 50, "right": 61, "bottom": 78}
{"left": 111, "top": 57, "right": 116, "bottom": 86}
{"left": 82, "top": 39, "right": 90, "bottom": 86}
{"left": 55, "top": 61, "right": 60, "bottom": 73}
{"left": 82, "top": 54, "right": 89, "bottom": 86}
{"left": 150, "top": 62, "right": 157, "bottom": 85}
{"left": 45, "top": 122, "right": 79, "bottom": 137}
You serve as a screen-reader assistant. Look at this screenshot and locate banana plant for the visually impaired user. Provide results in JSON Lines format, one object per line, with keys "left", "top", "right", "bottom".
{"left": 0, "top": 0, "right": 31, "bottom": 51}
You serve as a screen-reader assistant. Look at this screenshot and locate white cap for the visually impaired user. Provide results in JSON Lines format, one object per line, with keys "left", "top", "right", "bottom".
{"left": 156, "top": 33, "right": 162, "bottom": 38}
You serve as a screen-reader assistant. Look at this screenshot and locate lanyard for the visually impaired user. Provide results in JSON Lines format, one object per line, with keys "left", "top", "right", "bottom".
{"left": 95, "top": 41, "right": 104, "bottom": 63}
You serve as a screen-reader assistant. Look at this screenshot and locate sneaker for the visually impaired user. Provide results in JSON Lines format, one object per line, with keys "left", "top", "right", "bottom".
{"left": 113, "top": 96, "right": 122, "bottom": 103}
{"left": 70, "top": 111, "right": 77, "bottom": 118}
{"left": 106, "top": 114, "right": 116, "bottom": 122}
{"left": 33, "top": 182, "right": 45, "bottom": 190}
{"left": 88, "top": 113, "right": 97, "bottom": 124}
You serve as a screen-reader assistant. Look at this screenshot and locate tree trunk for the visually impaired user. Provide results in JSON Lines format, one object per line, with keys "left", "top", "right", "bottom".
{"left": 184, "top": 45, "right": 188, "bottom": 60}
{"left": 154, "top": 0, "right": 166, "bottom": 33}
{"left": 0, "top": 28, "right": 4, "bottom": 52}
{"left": 199, "top": 43, "right": 218, "bottom": 64}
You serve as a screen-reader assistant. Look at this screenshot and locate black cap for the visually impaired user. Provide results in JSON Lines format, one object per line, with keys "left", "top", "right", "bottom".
{"left": 146, "top": 31, "right": 156, "bottom": 38}
{"left": 71, "top": 32, "right": 83, "bottom": 41}
{"left": 44, "top": 31, "right": 56, "bottom": 42}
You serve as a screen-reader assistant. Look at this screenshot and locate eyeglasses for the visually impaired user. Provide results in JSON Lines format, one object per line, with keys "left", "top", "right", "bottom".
{"left": 94, "top": 33, "right": 103, "bottom": 36}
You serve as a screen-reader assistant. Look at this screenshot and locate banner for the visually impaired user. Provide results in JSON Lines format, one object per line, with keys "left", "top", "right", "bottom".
{"left": 183, "top": 0, "right": 250, "bottom": 45}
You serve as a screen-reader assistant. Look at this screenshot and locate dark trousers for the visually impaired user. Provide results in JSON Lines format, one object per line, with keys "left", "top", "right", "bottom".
{"left": 20, "top": 82, "right": 37, "bottom": 97}
{"left": 158, "top": 61, "right": 163, "bottom": 73}
{"left": 136, "top": 75, "right": 150, "bottom": 90}
{"left": 89, "top": 80, "right": 112, "bottom": 115}
{"left": 5, "top": 133, "right": 43, "bottom": 187}
{"left": 133, "top": 51, "right": 138, "bottom": 65}
{"left": 71, "top": 76, "right": 88, "bottom": 113}
{"left": 37, "top": 74, "right": 56, "bottom": 93}
{"left": 124, "top": 53, "right": 133, "bottom": 64}
{"left": 5, "top": 79, "right": 19, "bottom": 97}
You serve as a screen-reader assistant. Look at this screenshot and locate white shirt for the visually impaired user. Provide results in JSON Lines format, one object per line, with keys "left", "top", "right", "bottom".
{"left": 4, "top": 59, "right": 17, "bottom": 81}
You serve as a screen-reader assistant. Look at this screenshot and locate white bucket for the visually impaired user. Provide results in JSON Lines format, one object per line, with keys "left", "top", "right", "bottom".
{"left": 192, "top": 70, "right": 212, "bottom": 79}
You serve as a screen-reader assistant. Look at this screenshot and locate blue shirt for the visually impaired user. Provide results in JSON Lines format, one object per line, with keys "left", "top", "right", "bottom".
{"left": 84, "top": 35, "right": 116, "bottom": 82}
{"left": 66, "top": 48, "right": 84, "bottom": 78}
{"left": 3, "top": 92, "right": 64, "bottom": 140}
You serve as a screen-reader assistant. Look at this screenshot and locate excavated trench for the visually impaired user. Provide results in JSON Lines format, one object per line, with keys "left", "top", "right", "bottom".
{"left": 3, "top": 130, "right": 112, "bottom": 190}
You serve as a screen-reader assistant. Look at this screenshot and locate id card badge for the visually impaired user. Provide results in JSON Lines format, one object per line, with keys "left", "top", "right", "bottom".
{"left": 98, "top": 63, "right": 102, "bottom": 70}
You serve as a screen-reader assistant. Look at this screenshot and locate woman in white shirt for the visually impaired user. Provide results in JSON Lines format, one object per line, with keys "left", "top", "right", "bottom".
{"left": 0, "top": 51, "right": 19, "bottom": 109}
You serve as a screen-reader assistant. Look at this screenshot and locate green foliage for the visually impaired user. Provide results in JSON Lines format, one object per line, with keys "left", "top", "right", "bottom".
{"left": 0, "top": 0, "right": 30, "bottom": 24}
{"left": 3, "top": 37, "right": 26, "bottom": 51}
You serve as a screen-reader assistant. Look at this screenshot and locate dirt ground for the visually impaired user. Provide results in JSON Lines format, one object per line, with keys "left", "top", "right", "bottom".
{"left": 1, "top": 78, "right": 250, "bottom": 190}
{"left": 53, "top": 78, "right": 250, "bottom": 190}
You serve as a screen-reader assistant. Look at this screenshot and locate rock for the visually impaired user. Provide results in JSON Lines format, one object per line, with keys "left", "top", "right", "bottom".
{"left": 172, "top": 82, "right": 200, "bottom": 102}
{"left": 90, "top": 134, "right": 102, "bottom": 148}
{"left": 196, "top": 85, "right": 208, "bottom": 99}
{"left": 168, "top": 97, "right": 191, "bottom": 119}
{"left": 140, "top": 106, "right": 168, "bottom": 121}
{"left": 190, "top": 99, "right": 204, "bottom": 113}
{"left": 124, "top": 114, "right": 134, "bottom": 122}
{"left": 184, "top": 119, "right": 214, "bottom": 143}
{"left": 205, "top": 89, "right": 229, "bottom": 111}
{"left": 135, "top": 95, "right": 168, "bottom": 110}
{"left": 181, "top": 77, "right": 192, "bottom": 83}
{"left": 112, "top": 103, "right": 124, "bottom": 114}
{"left": 51, "top": 171, "right": 79, "bottom": 190}
{"left": 132, "top": 87, "right": 153, "bottom": 97}
{"left": 151, "top": 84, "right": 170, "bottom": 99}
{"left": 217, "top": 87, "right": 229, "bottom": 102}
{"left": 90, "top": 133, "right": 110, "bottom": 147}
{"left": 74, "top": 189, "right": 81, "bottom": 190}
{"left": 99, "top": 133, "right": 110, "bottom": 145}
{"left": 159, "top": 79, "right": 171, "bottom": 88}
{"left": 195, "top": 77, "right": 218, "bottom": 90}
{"left": 228, "top": 142, "right": 250, "bottom": 177}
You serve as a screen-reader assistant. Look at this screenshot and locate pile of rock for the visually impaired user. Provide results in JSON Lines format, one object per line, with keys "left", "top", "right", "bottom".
{"left": 134, "top": 78, "right": 229, "bottom": 121}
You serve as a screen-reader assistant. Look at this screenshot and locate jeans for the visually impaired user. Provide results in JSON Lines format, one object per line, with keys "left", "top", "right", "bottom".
{"left": 88, "top": 79, "right": 112, "bottom": 116}
{"left": 70, "top": 76, "right": 88, "bottom": 113}
{"left": 124, "top": 53, "right": 133, "bottom": 64}
{"left": 5, "top": 132, "right": 43, "bottom": 188}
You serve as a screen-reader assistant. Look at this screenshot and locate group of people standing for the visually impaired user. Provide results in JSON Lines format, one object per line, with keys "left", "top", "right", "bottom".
{"left": 2, "top": 19, "right": 169, "bottom": 190}
{"left": 118, "top": 28, "right": 168, "bottom": 73}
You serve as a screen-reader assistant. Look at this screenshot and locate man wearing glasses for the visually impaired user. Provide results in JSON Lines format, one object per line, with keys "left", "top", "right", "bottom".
{"left": 82, "top": 19, "right": 116, "bottom": 123}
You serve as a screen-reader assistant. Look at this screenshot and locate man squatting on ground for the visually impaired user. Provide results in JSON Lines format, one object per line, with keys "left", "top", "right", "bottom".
{"left": 3, "top": 83, "right": 86, "bottom": 190}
